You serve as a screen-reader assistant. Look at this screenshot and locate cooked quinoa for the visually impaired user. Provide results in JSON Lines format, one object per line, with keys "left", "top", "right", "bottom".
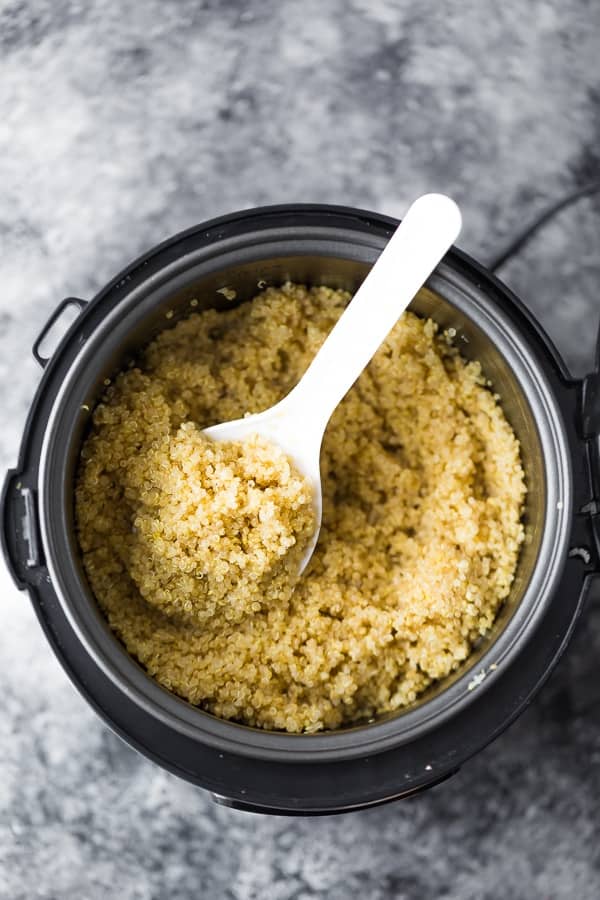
{"left": 76, "top": 282, "right": 526, "bottom": 733}
{"left": 123, "top": 425, "right": 315, "bottom": 624}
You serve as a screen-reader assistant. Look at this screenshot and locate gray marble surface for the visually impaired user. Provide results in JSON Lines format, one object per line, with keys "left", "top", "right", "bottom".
{"left": 1, "top": 1, "right": 600, "bottom": 897}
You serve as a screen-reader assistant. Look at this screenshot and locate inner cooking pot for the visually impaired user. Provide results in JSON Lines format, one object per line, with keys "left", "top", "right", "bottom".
{"left": 39, "top": 213, "right": 569, "bottom": 757}
{"left": 4, "top": 205, "right": 598, "bottom": 813}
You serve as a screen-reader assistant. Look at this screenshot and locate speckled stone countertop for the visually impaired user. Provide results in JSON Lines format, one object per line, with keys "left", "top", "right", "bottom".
{"left": 1, "top": 1, "right": 599, "bottom": 898}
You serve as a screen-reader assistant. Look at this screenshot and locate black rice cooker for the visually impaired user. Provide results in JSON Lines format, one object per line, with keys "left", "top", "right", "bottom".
{"left": 2, "top": 205, "right": 599, "bottom": 814}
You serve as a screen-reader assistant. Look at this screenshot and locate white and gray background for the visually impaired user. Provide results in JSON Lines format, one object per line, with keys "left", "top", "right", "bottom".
{"left": 1, "top": 1, "right": 599, "bottom": 898}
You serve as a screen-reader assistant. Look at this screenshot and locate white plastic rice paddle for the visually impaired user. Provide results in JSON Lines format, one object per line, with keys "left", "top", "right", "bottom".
{"left": 203, "top": 193, "right": 462, "bottom": 573}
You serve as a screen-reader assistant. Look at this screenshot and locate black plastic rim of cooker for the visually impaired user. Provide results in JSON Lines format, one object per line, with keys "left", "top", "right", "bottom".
{"left": 2, "top": 204, "right": 600, "bottom": 815}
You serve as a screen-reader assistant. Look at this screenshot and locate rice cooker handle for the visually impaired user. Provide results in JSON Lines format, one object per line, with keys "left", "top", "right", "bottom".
{"left": 581, "top": 324, "right": 600, "bottom": 563}
{"left": 1, "top": 470, "right": 44, "bottom": 590}
{"left": 32, "top": 297, "right": 88, "bottom": 368}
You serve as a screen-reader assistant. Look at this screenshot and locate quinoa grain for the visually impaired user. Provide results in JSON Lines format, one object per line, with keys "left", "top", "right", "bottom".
{"left": 76, "top": 283, "right": 526, "bottom": 733}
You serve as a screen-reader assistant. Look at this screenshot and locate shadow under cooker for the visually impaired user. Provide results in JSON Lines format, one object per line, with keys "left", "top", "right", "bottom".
{"left": 3, "top": 205, "right": 599, "bottom": 814}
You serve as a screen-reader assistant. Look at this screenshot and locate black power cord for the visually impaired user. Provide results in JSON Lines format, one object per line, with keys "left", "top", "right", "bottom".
{"left": 488, "top": 181, "right": 600, "bottom": 273}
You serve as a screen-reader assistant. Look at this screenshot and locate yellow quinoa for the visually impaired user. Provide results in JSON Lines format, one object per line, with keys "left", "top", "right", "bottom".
{"left": 124, "top": 425, "right": 315, "bottom": 623}
{"left": 76, "top": 283, "right": 526, "bottom": 733}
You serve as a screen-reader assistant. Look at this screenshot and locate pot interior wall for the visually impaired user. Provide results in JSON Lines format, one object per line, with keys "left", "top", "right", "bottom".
{"left": 63, "top": 252, "right": 545, "bottom": 722}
